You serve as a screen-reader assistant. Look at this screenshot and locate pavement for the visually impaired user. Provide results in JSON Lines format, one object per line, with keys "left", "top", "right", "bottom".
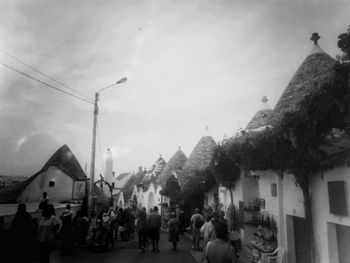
{"left": 51, "top": 231, "right": 198, "bottom": 263}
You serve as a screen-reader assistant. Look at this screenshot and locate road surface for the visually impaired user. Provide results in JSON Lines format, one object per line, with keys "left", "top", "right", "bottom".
{"left": 51, "top": 231, "right": 198, "bottom": 263}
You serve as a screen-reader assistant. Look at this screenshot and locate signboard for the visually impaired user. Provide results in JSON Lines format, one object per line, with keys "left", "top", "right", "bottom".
{"left": 72, "top": 181, "right": 86, "bottom": 200}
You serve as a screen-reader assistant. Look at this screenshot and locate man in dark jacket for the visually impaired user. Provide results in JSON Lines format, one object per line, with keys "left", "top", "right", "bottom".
{"left": 11, "top": 203, "right": 35, "bottom": 262}
{"left": 136, "top": 207, "right": 147, "bottom": 252}
{"left": 147, "top": 206, "right": 161, "bottom": 252}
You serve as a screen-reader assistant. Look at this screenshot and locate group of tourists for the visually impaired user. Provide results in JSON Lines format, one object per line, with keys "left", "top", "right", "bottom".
{"left": 1, "top": 192, "right": 241, "bottom": 263}
{"left": 190, "top": 208, "right": 241, "bottom": 263}
{"left": 0, "top": 195, "right": 139, "bottom": 262}
{"left": 135, "top": 206, "right": 162, "bottom": 252}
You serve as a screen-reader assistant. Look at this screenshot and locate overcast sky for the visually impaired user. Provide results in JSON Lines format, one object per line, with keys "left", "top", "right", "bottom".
{"left": 0, "top": 0, "right": 349, "bottom": 177}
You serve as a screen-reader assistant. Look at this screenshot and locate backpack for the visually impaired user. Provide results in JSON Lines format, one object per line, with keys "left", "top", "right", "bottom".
{"left": 169, "top": 220, "right": 179, "bottom": 233}
{"left": 194, "top": 215, "right": 203, "bottom": 229}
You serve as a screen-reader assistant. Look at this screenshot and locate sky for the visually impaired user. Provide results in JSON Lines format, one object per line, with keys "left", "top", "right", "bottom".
{"left": 0, "top": 0, "right": 349, "bottom": 178}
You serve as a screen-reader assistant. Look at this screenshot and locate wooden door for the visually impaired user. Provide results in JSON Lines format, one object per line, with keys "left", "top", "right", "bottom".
{"left": 293, "top": 216, "right": 311, "bottom": 263}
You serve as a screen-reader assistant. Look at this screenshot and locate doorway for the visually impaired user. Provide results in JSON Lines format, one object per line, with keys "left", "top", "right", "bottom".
{"left": 293, "top": 216, "right": 311, "bottom": 263}
{"left": 148, "top": 192, "right": 155, "bottom": 212}
{"left": 336, "top": 224, "right": 350, "bottom": 263}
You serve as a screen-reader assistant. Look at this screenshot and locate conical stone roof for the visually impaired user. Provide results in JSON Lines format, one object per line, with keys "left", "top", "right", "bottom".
{"left": 245, "top": 96, "right": 273, "bottom": 131}
{"left": 156, "top": 147, "right": 187, "bottom": 188}
{"left": 0, "top": 144, "right": 86, "bottom": 203}
{"left": 39, "top": 144, "right": 87, "bottom": 180}
{"left": 269, "top": 39, "right": 336, "bottom": 125}
{"left": 180, "top": 136, "right": 217, "bottom": 188}
{"left": 141, "top": 156, "right": 166, "bottom": 190}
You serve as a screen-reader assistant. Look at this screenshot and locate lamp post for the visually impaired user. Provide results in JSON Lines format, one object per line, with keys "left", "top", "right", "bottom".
{"left": 88, "top": 77, "right": 127, "bottom": 214}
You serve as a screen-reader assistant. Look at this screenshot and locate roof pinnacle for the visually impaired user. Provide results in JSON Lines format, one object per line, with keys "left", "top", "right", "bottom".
{"left": 310, "top": 32, "right": 320, "bottom": 45}
{"left": 261, "top": 96, "right": 268, "bottom": 104}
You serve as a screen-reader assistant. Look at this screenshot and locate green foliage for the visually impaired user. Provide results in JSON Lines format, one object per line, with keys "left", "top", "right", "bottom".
{"left": 212, "top": 145, "right": 239, "bottom": 189}
{"left": 162, "top": 174, "right": 181, "bottom": 200}
{"left": 178, "top": 168, "right": 215, "bottom": 210}
{"left": 338, "top": 31, "right": 350, "bottom": 54}
{"left": 214, "top": 76, "right": 349, "bottom": 188}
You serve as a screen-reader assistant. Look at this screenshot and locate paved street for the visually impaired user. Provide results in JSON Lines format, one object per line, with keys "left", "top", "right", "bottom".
{"left": 51, "top": 232, "right": 197, "bottom": 263}
{"left": 50, "top": 231, "right": 250, "bottom": 263}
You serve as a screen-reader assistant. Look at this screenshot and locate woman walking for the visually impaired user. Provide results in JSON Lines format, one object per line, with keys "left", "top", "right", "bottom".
{"left": 203, "top": 221, "right": 237, "bottom": 263}
{"left": 168, "top": 212, "right": 180, "bottom": 251}
{"left": 37, "top": 205, "right": 59, "bottom": 263}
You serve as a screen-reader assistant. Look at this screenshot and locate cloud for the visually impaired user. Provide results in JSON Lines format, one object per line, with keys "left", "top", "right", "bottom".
{"left": 0, "top": 0, "right": 349, "bottom": 176}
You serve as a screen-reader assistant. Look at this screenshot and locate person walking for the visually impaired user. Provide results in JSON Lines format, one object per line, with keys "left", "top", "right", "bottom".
{"left": 147, "top": 206, "right": 161, "bottom": 252}
{"left": 229, "top": 227, "right": 241, "bottom": 259}
{"left": 37, "top": 204, "right": 59, "bottom": 263}
{"left": 200, "top": 215, "right": 215, "bottom": 248}
{"left": 39, "top": 192, "right": 49, "bottom": 210}
{"left": 60, "top": 204, "right": 73, "bottom": 255}
{"left": 11, "top": 203, "right": 35, "bottom": 262}
{"left": 136, "top": 207, "right": 147, "bottom": 253}
{"left": 203, "top": 221, "right": 237, "bottom": 263}
{"left": 178, "top": 209, "right": 186, "bottom": 234}
{"left": 108, "top": 208, "right": 117, "bottom": 248}
{"left": 168, "top": 212, "right": 180, "bottom": 251}
{"left": 190, "top": 208, "right": 204, "bottom": 250}
{"left": 117, "top": 208, "right": 127, "bottom": 241}
{"left": 0, "top": 216, "right": 12, "bottom": 261}
{"left": 87, "top": 210, "right": 99, "bottom": 248}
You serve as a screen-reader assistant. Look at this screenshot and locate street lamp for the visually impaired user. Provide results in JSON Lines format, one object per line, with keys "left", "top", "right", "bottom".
{"left": 88, "top": 77, "right": 127, "bottom": 214}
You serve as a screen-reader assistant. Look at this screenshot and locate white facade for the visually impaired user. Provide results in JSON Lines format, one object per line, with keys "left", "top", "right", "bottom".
{"left": 130, "top": 183, "right": 164, "bottom": 213}
{"left": 311, "top": 165, "right": 350, "bottom": 263}
{"left": 18, "top": 166, "right": 75, "bottom": 203}
{"left": 205, "top": 166, "right": 350, "bottom": 263}
{"left": 116, "top": 191, "right": 125, "bottom": 208}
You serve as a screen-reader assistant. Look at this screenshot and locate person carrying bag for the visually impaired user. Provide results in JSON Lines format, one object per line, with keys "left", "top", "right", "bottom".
{"left": 203, "top": 221, "right": 237, "bottom": 263}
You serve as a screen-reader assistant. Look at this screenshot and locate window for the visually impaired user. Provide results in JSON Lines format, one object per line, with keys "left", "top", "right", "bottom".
{"left": 49, "top": 181, "right": 55, "bottom": 187}
{"left": 328, "top": 181, "right": 347, "bottom": 216}
{"left": 271, "top": 183, "right": 277, "bottom": 197}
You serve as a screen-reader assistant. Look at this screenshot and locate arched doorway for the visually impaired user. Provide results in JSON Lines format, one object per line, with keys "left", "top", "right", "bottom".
{"left": 119, "top": 200, "right": 123, "bottom": 208}
{"left": 148, "top": 192, "right": 155, "bottom": 212}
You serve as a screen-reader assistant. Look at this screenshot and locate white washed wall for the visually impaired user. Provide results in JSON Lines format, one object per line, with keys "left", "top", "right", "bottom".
{"left": 311, "top": 166, "right": 350, "bottom": 263}
{"left": 259, "top": 172, "right": 279, "bottom": 219}
{"left": 18, "top": 166, "right": 73, "bottom": 203}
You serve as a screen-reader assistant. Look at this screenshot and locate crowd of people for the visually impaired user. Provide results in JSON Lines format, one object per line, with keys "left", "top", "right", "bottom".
{"left": 0, "top": 194, "right": 241, "bottom": 263}
{"left": 190, "top": 209, "right": 241, "bottom": 263}
{"left": 0, "top": 198, "right": 144, "bottom": 262}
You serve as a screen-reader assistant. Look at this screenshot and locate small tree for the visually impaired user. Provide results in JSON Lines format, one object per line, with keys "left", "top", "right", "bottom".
{"left": 212, "top": 145, "right": 240, "bottom": 206}
{"left": 162, "top": 174, "right": 181, "bottom": 203}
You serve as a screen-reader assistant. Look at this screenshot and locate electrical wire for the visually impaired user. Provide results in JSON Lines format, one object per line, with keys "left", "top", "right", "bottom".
{"left": 0, "top": 62, "right": 94, "bottom": 104}
{"left": 0, "top": 49, "right": 94, "bottom": 102}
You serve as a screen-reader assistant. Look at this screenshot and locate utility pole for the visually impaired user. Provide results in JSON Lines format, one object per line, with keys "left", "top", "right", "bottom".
{"left": 87, "top": 77, "right": 127, "bottom": 214}
{"left": 88, "top": 92, "right": 99, "bottom": 214}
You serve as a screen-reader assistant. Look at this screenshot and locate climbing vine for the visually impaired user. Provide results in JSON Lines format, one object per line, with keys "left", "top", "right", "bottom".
{"left": 212, "top": 29, "right": 350, "bottom": 263}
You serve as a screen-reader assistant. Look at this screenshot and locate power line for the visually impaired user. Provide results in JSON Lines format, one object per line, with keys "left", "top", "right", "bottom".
{"left": 0, "top": 49, "right": 94, "bottom": 102}
{"left": 1, "top": 62, "right": 94, "bottom": 104}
